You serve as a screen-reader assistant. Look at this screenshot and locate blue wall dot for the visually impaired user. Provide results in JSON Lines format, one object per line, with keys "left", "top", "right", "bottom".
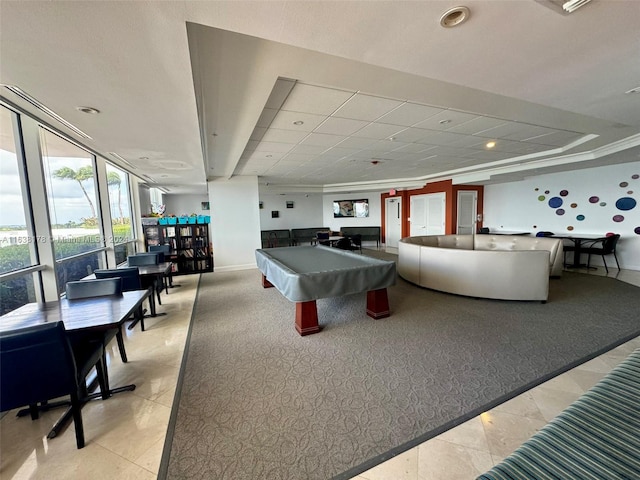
{"left": 548, "top": 197, "right": 563, "bottom": 208}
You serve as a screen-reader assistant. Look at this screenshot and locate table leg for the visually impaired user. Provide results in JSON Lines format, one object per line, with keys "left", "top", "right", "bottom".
{"left": 366, "top": 288, "right": 390, "bottom": 319}
{"left": 261, "top": 274, "right": 274, "bottom": 288}
{"left": 295, "top": 300, "right": 320, "bottom": 336}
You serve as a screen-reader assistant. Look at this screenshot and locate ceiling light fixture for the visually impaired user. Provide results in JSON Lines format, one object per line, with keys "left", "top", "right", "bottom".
{"left": 76, "top": 106, "right": 100, "bottom": 114}
{"left": 625, "top": 86, "right": 640, "bottom": 94}
{"left": 486, "top": 141, "right": 496, "bottom": 149}
{"left": 1, "top": 85, "right": 93, "bottom": 139}
{"left": 439, "top": 119, "right": 452, "bottom": 125}
{"left": 293, "top": 121, "right": 304, "bottom": 125}
{"left": 439, "top": 6, "right": 470, "bottom": 28}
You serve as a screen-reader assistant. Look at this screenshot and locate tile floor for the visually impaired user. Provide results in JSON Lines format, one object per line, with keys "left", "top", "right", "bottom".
{"left": 0, "top": 268, "right": 638, "bottom": 480}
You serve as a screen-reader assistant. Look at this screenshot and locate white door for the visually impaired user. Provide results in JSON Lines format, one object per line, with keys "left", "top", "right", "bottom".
{"left": 410, "top": 193, "right": 445, "bottom": 236}
{"left": 385, "top": 196, "right": 402, "bottom": 251}
{"left": 456, "top": 191, "right": 477, "bottom": 234}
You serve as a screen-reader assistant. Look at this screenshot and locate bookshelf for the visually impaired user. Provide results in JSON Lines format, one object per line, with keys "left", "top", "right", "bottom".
{"left": 142, "top": 220, "right": 213, "bottom": 275}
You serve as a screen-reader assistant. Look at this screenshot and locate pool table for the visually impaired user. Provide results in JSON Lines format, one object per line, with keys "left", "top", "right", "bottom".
{"left": 255, "top": 245, "right": 396, "bottom": 335}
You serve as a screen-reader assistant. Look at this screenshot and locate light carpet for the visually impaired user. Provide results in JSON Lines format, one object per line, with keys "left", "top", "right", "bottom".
{"left": 160, "top": 254, "right": 640, "bottom": 479}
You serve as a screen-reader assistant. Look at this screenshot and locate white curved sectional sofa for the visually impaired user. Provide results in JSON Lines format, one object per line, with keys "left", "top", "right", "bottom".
{"left": 398, "top": 234, "right": 564, "bottom": 302}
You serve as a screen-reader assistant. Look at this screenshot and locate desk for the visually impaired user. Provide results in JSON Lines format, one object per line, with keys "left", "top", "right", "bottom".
{"left": 551, "top": 234, "right": 606, "bottom": 268}
{"left": 129, "top": 262, "right": 172, "bottom": 325}
{"left": 0, "top": 290, "right": 150, "bottom": 437}
{"left": 255, "top": 246, "right": 396, "bottom": 336}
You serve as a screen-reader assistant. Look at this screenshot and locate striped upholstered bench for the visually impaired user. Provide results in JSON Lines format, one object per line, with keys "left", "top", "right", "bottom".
{"left": 478, "top": 348, "right": 640, "bottom": 480}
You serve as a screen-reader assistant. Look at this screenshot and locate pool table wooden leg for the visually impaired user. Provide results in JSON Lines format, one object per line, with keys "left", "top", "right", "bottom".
{"left": 295, "top": 300, "right": 320, "bottom": 336}
{"left": 261, "top": 274, "right": 274, "bottom": 288}
{"left": 366, "top": 288, "right": 390, "bottom": 319}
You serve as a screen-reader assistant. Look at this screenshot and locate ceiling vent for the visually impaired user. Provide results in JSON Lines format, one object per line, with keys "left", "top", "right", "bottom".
{"left": 535, "top": 0, "right": 593, "bottom": 15}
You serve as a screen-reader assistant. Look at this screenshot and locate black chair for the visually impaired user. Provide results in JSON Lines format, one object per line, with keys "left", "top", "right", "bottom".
{"left": 66, "top": 277, "right": 129, "bottom": 364}
{"left": 479, "top": 227, "right": 490, "bottom": 234}
{"left": 149, "top": 245, "right": 178, "bottom": 290}
{"left": 128, "top": 253, "right": 164, "bottom": 306}
{"left": 148, "top": 244, "right": 169, "bottom": 262}
{"left": 94, "top": 268, "right": 148, "bottom": 332}
{"left": 585, "top": 234, "right": 621, "bottom": 273}
{"left": 0, "top": 321, "right": 107, "bottom": 449}
{"left": 127, "top": 253, "right": 160, "bottom": 266}
{"left": 334, "top": 237, "right": 352, "bottom": 250}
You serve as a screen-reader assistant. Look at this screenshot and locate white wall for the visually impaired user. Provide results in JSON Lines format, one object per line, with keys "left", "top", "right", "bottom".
{"left": 163, "top": 194, "right": 209, "bottom": 218}
{"left": 484, "top": 162, "right": 640, "bottom": 270}
{"left": 208, "top": 176, "right": 261, "bottom": 271}
{"left": 259, "top": 193, "right": 323, "bottom": 230}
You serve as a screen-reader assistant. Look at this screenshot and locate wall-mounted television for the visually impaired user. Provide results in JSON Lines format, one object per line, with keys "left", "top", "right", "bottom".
{"left": 333, "top": 199, "right": 369, "bottom": 218}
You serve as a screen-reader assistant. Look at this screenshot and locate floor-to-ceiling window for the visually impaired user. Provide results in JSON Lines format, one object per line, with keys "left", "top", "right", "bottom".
{"left": 0, "top": 105, "right": 40, "bottom": 315}
{"left": 106, "top": 163, "right": 136, "bottom": 264}
{"left": 40, "top": 128, "right": 107, "bottom": 293}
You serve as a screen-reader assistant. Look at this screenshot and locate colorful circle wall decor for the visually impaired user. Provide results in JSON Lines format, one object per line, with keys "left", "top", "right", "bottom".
{"left": 536, "top": 173, "right": 638, "bottom": 236}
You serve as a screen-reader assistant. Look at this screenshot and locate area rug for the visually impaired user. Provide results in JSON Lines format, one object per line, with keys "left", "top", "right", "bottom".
{"left": 159, "top": 263, "right": 640, "bottom": 480}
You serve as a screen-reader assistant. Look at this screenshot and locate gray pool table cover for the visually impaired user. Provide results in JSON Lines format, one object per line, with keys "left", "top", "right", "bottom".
{"left": 255, "top": 246, "right": 396, "bottom": 302}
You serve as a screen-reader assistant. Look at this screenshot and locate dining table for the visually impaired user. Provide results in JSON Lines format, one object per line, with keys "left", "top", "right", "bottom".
{"left": 0, "top": 290, "right": 150, "bottom": 438}
{"left": 550, "top": 233, "right": 608, "bottom": 268}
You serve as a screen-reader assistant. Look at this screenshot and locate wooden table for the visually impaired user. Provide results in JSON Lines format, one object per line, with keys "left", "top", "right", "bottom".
{"left": 255, "top": 246, "right": 396, "bottom": 336}
{"left": 0, "top": 290, "right": 150, "bottom": 438}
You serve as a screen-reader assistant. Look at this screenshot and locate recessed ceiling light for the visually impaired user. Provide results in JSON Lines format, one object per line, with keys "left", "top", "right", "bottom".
{"left": 486, "top": 141, "right": 496, "bottom": 149}
{"left": 266, "top": 155, "right": 273, "bottom": 158}
{"left": 439, "top": 119, "right": 452, "bottom": 125}
{"left": 440, "top": 6, "right": 470, "bottom": 28}
{"left": 76, "top": 106, "right": 100, "bottom": 114}
{"left": 388, "top": 136, "right": 397, "bottom": 141}
{"left": 139, "top": 156, "right": 149, "bottom": 160}
{"left": 625, "top": 86, "right": 640, "bottom": 94}
{"left": 293, "top": 121, "right": 304, "bottom": 125}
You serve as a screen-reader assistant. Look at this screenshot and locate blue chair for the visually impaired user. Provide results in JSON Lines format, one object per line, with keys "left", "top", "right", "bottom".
{"left": 536, "top": 231, "right": 554, "bottom": 237}
{"left": 128, "top": 254, "right": 164, "bottom": 305}
{"left": 0, "top": 321, "right": 107, "bottom": 449}
{"left": 66, "top": 277, "right": 128, "bottom": 367}
{"left": 149, "top": 245, "right": 178, "bottom": 289}
{"left": 127, "top": 253, "right": 160, "bottom": 266}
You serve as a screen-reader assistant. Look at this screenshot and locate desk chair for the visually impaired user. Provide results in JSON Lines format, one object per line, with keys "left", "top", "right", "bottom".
{"left": 94, "top": 267, "right": 148, "bottom": 332}
{"left": 66, "top": 277, "right": 128, "bottom": 366}
{"left": 128, "top": 253, "right": 164, "bottom": 305}
{"left": 585, "top": 234, "right": 621, "bottom": 273}
{"left": 0, "top": 321, "right": 107, "bottom": 449}
{"left": 149, "top": 244, "right": 178, "bottom": 289}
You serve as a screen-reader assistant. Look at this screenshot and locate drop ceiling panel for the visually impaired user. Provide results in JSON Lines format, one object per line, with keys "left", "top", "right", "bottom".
{"left": 281, "top": 83, "right": 354, "bottom": 115}
{"left": 260, "top": 128, "right": 309, "bottom": 144}
{"left": 269, "top": 111, "right": 328, "bottom": 131}
{"left": 254, "top": 141, "right": 295, "bottom": 153}
{"left": 288, "top": 144, "right": 329, "bottom": 155}
{"left": 352, "top": 123, "right": 405, "bottom": 140}
{"left": 300, "top": 132, "right": 347, "bottom": 147}
{"left": 335, "top": 136, "right": 379, "bottom": 149}
{"left": 333, "top": 93, "right": 404, "bottom": 121}
{"left": 376, "top": 102, "right": 445, "bottom": 126}
{"left": 314, "top": 117, "right": 370, "bottom": 135}
{"left": 447, "top": 116, "right": 508, "bottom": 135}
